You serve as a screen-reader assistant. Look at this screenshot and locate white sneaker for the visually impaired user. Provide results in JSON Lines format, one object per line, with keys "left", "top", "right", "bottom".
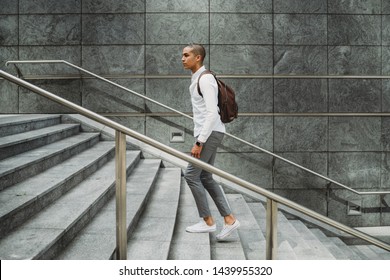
{"left": 216, "top": 220, "right": 240, "bottom": 241}
{"left": 186, "top": 220, "right": 216, "bottom": 233}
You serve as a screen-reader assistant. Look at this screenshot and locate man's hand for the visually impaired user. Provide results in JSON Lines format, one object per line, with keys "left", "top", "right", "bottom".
{"left": 191, "top": 144, "right": 203, "bottom": 158}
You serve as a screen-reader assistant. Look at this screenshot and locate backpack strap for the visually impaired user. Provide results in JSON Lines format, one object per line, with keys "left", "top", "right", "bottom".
{"left": 196, "top": 70, "right": 214, "bottom": 97}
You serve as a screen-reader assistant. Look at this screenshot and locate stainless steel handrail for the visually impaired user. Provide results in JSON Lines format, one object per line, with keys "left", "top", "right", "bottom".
{"left": 1, "top": 69, "right": 389, "bottom": 258}
{"left": 6, "top": 60, "right": 390, "bottom": 197}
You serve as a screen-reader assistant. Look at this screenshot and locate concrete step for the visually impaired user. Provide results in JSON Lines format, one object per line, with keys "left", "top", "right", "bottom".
{"left": 309, "top": 228, "right": 349, "bottom": 259}
{"left": 349, "top": 245, "right": 378, "bottom": 260}
{"left": 0, "top": 114, "right": 61, "bottom": 137}
{"left": 0, "top": 132, "right": 100, "bottom": 190}
{"left": 289, "top": 220, "right": 335, "bottom": 259}
{"left": 225, "top": 194, "right": 265, "bottom": 260}
{"left": 168, "top": 179, "right": 211, "bottom": 260}
{"left": 55, "top": 159, "right": 163, "bottom": 260}
{"left": 0, "top": 151, "right": 141, "bottom": 260}
{"left": 366, "top": 245, "right": 390, "bottom": 260}
{"left": 0, "top": 123, "right": 81, "bottom": 160}
{"left": 248, "top": 202, "right": 389, "bottom": 260}
{"left": 329, "top": 237, "right": 362, "bottom": 259}
{"left": 209, "top": 194, "right": 246, "bottom": 260}
{"left": 249, "top": 202, "right": 340, "bottom": 259}
{"left": 275, "top": 216, "right": 315, "bottom": 259}
{"left": 297, "top": 223, "right": 389, "bottom": 260}
{"left": 349, "top": 245, "right": 390, "bottom": 260}
{"left": 127, "top": 167, "right": 181, "bottom": 260}
{"left": 247, "top": 202, "right": 297, "bottom": 260}
{"left": 0, "top": 141, "right": 115, "bottom": 238}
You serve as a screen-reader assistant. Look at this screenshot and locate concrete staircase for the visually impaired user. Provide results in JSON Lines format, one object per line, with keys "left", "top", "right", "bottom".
{"left": 0, "top": 114, "right": 389, "bottom": 260}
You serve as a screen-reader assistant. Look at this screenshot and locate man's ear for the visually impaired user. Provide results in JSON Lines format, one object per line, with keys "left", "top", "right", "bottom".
{"left": 195, "top": 55, "right": 202, "bottom": 62}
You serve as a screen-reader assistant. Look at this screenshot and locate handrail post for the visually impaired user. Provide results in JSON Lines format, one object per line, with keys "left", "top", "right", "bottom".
{"left": 266, "top": 198, "right": 278, "bottom": 260}
{"left": 115, "top": 131, "right": 127, "bottom": 260}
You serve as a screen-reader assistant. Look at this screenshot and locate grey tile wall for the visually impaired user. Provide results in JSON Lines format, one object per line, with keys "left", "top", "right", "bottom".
{"left": 211, "top": 14, "right": 273, "bottom": 44}
{"left": 0, "top": 47, "right": 18, "bottom": 72}
{"left": 274, "top": 79, "right": 328, "bottom": 112}
{"left": 274, "top": 14, "right": 327, "bottom": 45}
{"left": 1, "top": 0, "right": 390, "bottom": 226}
{"left": 379, "top": 117, "right": 390, "bottom": 150}
{"left": 274, "top": 152, "right": 328, "bottom": 190}
{"left": 274, "top": 46, "right": 328, "bottom": 74}
{"left": 328, "top": 0, "right": 382, "bottom": 14}
{"left": 19, "top": 46, "right": 81, "bottom": 75}
{"left": 0, "top": 81, "right": 18, "bottom": 113}
{"left": 275, "top": 189, "right": 328, "bottom": 216}
{"left": 328, "top": 46, "right": 381, "bottom": 75}
{"left": 146, "top": 0, "right": 208, "bottom": 13}
{"left": 384, "top": 16, "right": 390, "bottom": 44}
{"left": 146, "top": 14, "right": 208, "bottom": 44}
{"left": 384, "top": 47, "right": 390, "bottom": 74}
{"left": 274, "top": 117, "right": 328, "bottom": 152}
{"left": 274, "top": 0, "right": 327, "bottom": 13}
{"left": 226, "top": 78, "right": 273, "bottom": 113}
{"left": 82, "top": 14, "right": 144, "bottom": 45}
{"left": 328, "top": 79, "right": 381, "bottom": 112}
{"left": 384, "top": 0, "right": 390, "bottom": 13}
{"left": 211, "top": 45, "right": 273, "bottom": 74}
{"left": 328, "top": 15, "right": 381, "bottom": 45}
{"left": 82, "top": 78, "right": 145, "bottom": 113}
{"left": 83, "top": 0, "right": 144, "bottom": 13}
{"left": 221, "top": 117, "right": 273, "bottom": 152}
{"left": 19, "top": 80, "right": 82, "bottom": 113}
{"left": 0, "top": 16, "right": 18, "bottom": 45}
{"left": 384, "top": 81, "right": 390, "bottom": 111}
{"left": 19, "top": 15, "right": 81, "bottom": 45}
{"left": 145, "top": 78, "right": 191, "bottom": 113}
{"left": 19, "top": 0, "right": 81, "bottom": 14}
{"left": 146, "top": 45, "right": 195, "bottom": 75}
{"left": 82, "top": 45, "right": 144, "bottom": 75}
{"left": 329, "top": 152, "right": 382, "bottom": 189}
{"left": 0, "top": 0, "right": 18, "bottom": 14}
{"left": 381, "top": 152, "right": 390, "bottom": 186}
{"left": 211, "top": 0, "right": 272, "bottom": 13}
{"left": 329, "top": 117, "right": 382, "bottom": 151}
{"left": 109, "top": 116, "right": 146, "bottom": 135}
{"left": 215, "top": 152, "right": 273, "bottom": 189}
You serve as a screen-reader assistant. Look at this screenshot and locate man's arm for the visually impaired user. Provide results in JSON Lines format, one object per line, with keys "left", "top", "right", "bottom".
{"left": 197, "top": 73, "right": 219, "bottom": 143}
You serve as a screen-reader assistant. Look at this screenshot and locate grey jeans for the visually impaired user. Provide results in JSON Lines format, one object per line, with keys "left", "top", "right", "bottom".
{"left": 184, "top": 131, "right": 231, "bottom": 218}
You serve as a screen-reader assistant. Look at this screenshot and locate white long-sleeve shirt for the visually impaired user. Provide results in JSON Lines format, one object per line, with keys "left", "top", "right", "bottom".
{"left": 189, "top": 66, "right": 225, "bottom": 143}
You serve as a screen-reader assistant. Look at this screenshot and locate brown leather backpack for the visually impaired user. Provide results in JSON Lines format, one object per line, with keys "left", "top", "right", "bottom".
{"left": 197, "top": 70, "right": 238, "bottom": 123}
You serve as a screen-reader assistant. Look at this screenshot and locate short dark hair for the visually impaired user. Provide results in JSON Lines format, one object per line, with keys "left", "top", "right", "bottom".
{"left": 187, "top": 43, "right": 206, "bottom": 62}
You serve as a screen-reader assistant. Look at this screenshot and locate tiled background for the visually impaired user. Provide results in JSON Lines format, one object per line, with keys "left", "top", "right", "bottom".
{"left": 1, "top": 0, "right": 390, "bottom": 226}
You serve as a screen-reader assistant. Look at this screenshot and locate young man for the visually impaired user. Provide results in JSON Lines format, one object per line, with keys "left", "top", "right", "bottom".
{"left": 181, "top": 44, "right": 240, "bottom": 241}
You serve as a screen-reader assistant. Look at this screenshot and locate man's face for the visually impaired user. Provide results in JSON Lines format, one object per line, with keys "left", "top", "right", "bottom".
{"left": 182, "top": 47, "right": 200, "bottom": 72}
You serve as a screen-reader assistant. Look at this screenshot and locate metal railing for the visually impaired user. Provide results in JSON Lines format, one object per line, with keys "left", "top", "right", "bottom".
{"left": 5, "top": 60, "right": 390, "bottom": 197}
{"left": 1, "top": 69, "right": 389, "bottom": 260}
